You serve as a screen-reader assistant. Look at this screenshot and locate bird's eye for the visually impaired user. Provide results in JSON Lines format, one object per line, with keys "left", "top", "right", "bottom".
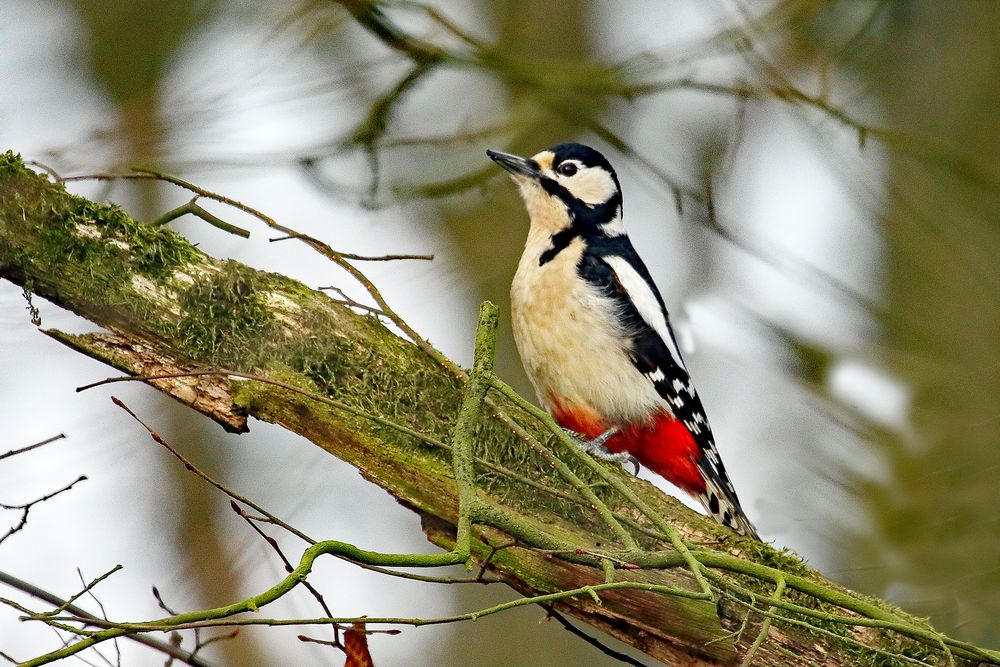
{"left": 557, "top": 162, "right": 578, "bottom": 177}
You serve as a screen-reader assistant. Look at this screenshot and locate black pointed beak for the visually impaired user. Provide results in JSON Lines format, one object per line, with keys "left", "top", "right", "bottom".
{"left": 487, "top": 149, "right": 540, "bottom": 179}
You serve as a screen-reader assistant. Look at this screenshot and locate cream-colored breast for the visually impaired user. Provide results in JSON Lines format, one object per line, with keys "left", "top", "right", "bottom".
{"left": 510, "top": 235, "right": 664, "bottom": 424}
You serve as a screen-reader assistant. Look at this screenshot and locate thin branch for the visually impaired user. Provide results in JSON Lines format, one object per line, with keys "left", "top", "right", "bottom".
{"left": 149, "top": 587, "right": 237, "bottom": 664}
{"left": 83, "top": 370, "right": 446, "bottom": 449}
{"left": 623, "top": 77, "right": 891, "bottom": 140}
{"left": 316, "top": 285, "right": 389, "bottom": 317}
{"left": 229, "top": 502, "right": 344, "bottom": 651}
{"left": 25, "top": 160, "right": 64, "bottom": 182}
{"left": 38, "top": 578, "right": 721, "bottom": 635}
{"left": 0, "top": 571, "right": 211, "bottom": 667}
{"left": 151, "top": 587, "right": 179, "bottom": 616}
{"left": 37, "top": 565, "right": 123, "bottom": 619}
{"left": 1, "top": 596, "right": 91, "bottom": 637}
{"left": 0, "top": 434, "right": 66, "bottom": 461}
{"left": 74, "top": 568, "right": 119, "bottom": 667}
{"left": 149, "top": 197, "right": 250, "bottom": 238}
{"left": 330, "top": 0, "right": 453, "bottom": 65}
{"left": 544, "top": 606, "right": 648, "bottom": 667}
{"left": 109, "top": 395, "right": 315, "bottom": 544}
{"left": 1, "top": 476, "right": 88, "bottom": 545}
{"left": 269, "top": 235, "right": 432, "bottom": 261}
{"left": 21, "top": 283, "right": 41, "bottom": 326}
{"left": 193, "top": 628, "right": 239, "bottom": 652}
{"left": 475, "top": 540, "right": 516, "bottom": 582}
{"left": 739, "top": 574, "right": 784, "bottom": 666}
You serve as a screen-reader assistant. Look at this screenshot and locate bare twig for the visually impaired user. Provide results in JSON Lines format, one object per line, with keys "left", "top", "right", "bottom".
{"left": 269, "top": 235, "right": 432, "bottom": 261}
{"left": 229, "top": 501, "right": 344, "bottom": 651}
{"left": 36, "top": 565, "right": 123, "bottom": 620}
{"left": 109, "top": 396, "right": 315, "bottom": 544}
{"left": 149, "top": 197, "right": 250, "bottom": 238}
{"left": 544, "top": 606, "right": 648, "bottom": 667}
{"left": 151, "top": 587, "right": 177, "bottom": 616}
{"left": 0, "top": 571, "right": 210, "bottom": 667}
{"left": 0, "top": 434, "right": 65, "bottom": 462}
{"left": 1, "top": 476, "right": 87, "bottom": 545}
{"left": 739, "top": 575, "right": 785, "bottom": 666}
{"left": 21, "top": 283, "right": 42, "bottom": 326}
{"left": 475, "top": 540, "right": 517, "bottom": 583}
{"left": 25, "top": 160, "right": 64, "bottom": 182}
{"left": 74, "top": 568, "right": 120, "bottom": 667}
{"left": 317, "top": 286, "right": 389, "bottom": 317}
{"left": 150, "top": 587, "right": 237, "bottom": 663}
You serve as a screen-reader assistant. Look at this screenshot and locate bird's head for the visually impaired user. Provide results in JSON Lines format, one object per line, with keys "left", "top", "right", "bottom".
{"left": 487, "top": 143, "right": 623, "bottom": 237}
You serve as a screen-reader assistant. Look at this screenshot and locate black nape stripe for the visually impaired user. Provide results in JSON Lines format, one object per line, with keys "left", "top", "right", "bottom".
{"left": 539, "top": 227, "right": 581, "bottom": 266}
{"left": 537, "top": 192, "right": 624, "bottom": 266}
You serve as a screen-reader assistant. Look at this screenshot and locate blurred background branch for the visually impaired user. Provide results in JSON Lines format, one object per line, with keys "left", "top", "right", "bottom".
{"left": 1, "top": 0, "right": 997, "bottom": 664}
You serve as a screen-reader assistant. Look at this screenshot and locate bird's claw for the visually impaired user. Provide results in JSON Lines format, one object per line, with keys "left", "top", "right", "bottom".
{"left": 562, "top": 427, "right": 640, "bottom": 475}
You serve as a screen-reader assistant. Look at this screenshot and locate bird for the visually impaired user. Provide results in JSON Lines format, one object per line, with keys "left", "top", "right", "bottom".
{"left": 487, "top": 142, "right": 759, "bottom": 539}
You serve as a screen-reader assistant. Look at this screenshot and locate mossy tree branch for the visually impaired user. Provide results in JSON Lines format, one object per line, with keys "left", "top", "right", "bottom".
{"left": 2, "top": 152, "right": 995, "bottom": 667}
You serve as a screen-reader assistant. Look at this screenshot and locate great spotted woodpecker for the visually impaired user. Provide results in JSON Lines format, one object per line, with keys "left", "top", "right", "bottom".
{"left": 487, "top": 143, "right": 759, "bottom": 539}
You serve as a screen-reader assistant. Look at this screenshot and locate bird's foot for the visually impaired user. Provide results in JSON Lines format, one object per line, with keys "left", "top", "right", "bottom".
{"left": 562, "top": 427, "right": 640, "bottom": 475}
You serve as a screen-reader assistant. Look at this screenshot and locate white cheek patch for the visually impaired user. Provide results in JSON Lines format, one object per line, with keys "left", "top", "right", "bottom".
{"left": 603, "top": 256, "right": 688, "bottom": 371}
{"left": 564, "top": 166, "right": 617, "bottom": 205}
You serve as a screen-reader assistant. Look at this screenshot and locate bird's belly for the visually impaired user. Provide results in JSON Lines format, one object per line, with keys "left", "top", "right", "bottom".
{"left": 511, "top": 260, "right": 662, "bottom": 426}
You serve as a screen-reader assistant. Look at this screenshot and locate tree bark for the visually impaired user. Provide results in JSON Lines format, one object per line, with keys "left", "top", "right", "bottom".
{"left": 1, "top": 152, "right": 990, "bottom": 667}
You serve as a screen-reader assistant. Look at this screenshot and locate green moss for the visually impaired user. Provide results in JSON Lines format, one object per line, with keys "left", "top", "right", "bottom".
{"left": 174, "top": 261, "right": 276, "bottom": 367}
{"left": 846, "top": 633, "right": 941, "bottom": 667}
{"left": 721, "top": 540, "right": 956, "bottom": 666}
{"left": 9, "top": 162, "right": 196, "bottom": 275}
{"left": 90, "top": 202, "right": 200, "bottom": 278}
{"left": 284, "top": 305, "right": 464, "bottom": 446}
{"left": 1, "top": 150, "right": 25, "bottom": 172}
{"left": 741, "top": 540, "right": 813, "bottom": 578}
{"left": 1, "top": 154, "right": 202, "bottom": 328}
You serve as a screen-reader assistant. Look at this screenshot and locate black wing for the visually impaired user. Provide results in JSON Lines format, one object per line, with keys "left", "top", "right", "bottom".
{"left": 578, "top": 240, "right": 759, "bottom": 538}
